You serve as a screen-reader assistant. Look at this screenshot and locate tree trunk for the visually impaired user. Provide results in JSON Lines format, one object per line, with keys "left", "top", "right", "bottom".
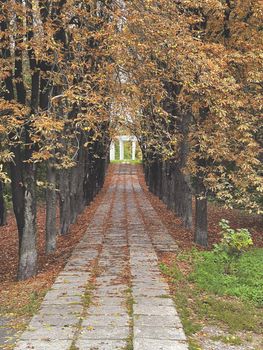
{"left": 74, "top": 136, "right": 86, "bottom": 215}
{"left": 173, "top": 165, "right": 181, "bottom": 216}
{"left": 0, "top": 181, "right": 6, "bottom": 226}
{"left": 166, "top": 162, "right": 173, "bottom": 210}
{"left": 194, "top": 178, "right": 208, "bottom": 246}
{"left": 179, "top": 112, "right": 193, "bottom": 229}
{"left": 17, "top": 163, "right": 37, "bottom": 280}
{"left": 170, "top": 166, "right": 176, "bottom": 212}
{"left": 76, "top": 161, "right": 85, "bottom": 215}
{"left": 162, "top": 161, "right": 169, "bottom": 205}
{"left": 70, "top": 166, "right": 79, "bottom": 224}
{"left": 182, "top": 172, "right": 193, "bottom": 229}
{"left": 10, "top": 147, "right": 25, "bottom": 250}
{"left": 45, "top": 160, "right": 57, "bottom": 253}
{"left": 59, "top": 169, "right": 71, "bottom": 235}
{"left": 157, "top": 160, "right": 162, "bottom": 199}
{"left": 84, "top": 149, "right": 94, "bottom": 206}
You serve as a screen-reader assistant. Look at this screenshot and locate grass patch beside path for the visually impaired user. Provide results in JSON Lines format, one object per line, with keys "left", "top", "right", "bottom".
{"left": 190, "top": 248, "right": 263, "bottom": 306}
{"left": 159, "top": 248, "right": 263, "bottom": 350}
{"left": 0, "top": 281, "right": 50, "bottom": 320}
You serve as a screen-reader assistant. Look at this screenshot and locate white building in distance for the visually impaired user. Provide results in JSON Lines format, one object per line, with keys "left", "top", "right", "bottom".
{"left": 110, "top": 135, "right": 137, "bottom": 161}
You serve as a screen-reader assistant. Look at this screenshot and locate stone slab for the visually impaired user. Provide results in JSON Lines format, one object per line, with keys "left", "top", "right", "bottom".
{"left": 76, "top": 339, "right": 127, "bottom": 350}
{"left": 14, "top": 340, "right": 71, "bottom": 350}
{"left": 79, "top": 326, "right": 129, "bottom": 340}
{"left": 134, "top": 315, "right": 182, "bottom": 328}
{"left": 20, "top": 325, "right": 76, "bottom": 340}
{"left": 134, "top": 326, "right": 186, "bottom": 340}
{"left": 29, "top": 314, "right": 78, "bottom": 328}
{"left": 87, "top": 304, "right": 127, "bottom": 316}
{"left": 82, "top": 314, "right": 129, "bottom": 327}
{"left": 134, "top": 338, "right": 189, "bottom": 350}
{"left": 38, "top": 304, "right": 83, "bottom": 316}
{"left": 134, "top": 297, "right": 174, "bottom": 306}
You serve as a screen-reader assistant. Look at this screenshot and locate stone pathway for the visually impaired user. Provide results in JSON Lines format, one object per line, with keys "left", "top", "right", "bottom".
{"left": 14, "top": 165, "right": 188, "bottom": 350}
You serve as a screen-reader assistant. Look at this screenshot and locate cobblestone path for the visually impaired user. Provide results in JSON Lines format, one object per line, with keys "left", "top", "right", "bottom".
{"left": 15, "top": 165, "right": 188, "bottom": 350}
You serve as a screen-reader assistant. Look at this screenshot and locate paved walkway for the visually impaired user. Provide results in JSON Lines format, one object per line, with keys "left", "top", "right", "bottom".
{"left": 15, "top": 165, "right": 188, "bottom": 350}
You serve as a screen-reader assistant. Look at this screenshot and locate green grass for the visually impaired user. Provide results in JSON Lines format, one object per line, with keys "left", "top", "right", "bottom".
{"left": 125, "top": 287, "right": 134, "bottom": 350}
{"left": 18, "top": 290, "right": 47, "bottom": 317}
{"left": 188, "top": 339, "right": 202, "bottom": 350}
{"left": 159, "top": 262, "right": 183, "bottom": 283}
{"left": 0, "top": 289, "right": 49, "bottom": 349}
{"left": 211, "top": 335, "right": 243, "bottom": 345}
{"left": 125, "top": 287, "right": 135, "bottom": 317}
{"left": 159, "top": 248, "right": 263, "bottom": 337}
{"left": 125, "top": 334, "right": 134, "bottom": 350}
{"left": 196, "top": 295, "right": 261, "bottom": 332}
{"left": 190, "top": 248, "right": 263, "bottom": 306}
{"left": 173, "top": 290, "right": 202, "bottom": 336}
{"left": 82, "top": 282, "right": 95, "bottom": 308}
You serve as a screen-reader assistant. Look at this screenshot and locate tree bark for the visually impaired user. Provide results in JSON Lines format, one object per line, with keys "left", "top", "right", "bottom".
{"left": 194, "top": 177, "right": 208, "bottom": 246}
{"left": 156, "top": 159, "right": 162, "bottom": 199}
{"left": 59, "top": 169, "right": 71, "bottom": 235}
{"left": 17, "top": 162, "right": 37, "bottom": 280}
{"left": 70, "top": 166, "right": 79, "bottom": 224}
{"left": 179, "top": 113, "right": 193, "bottom": 229}
{"left": 76, "top": 144, "right": 86, "bottom": 214}
{"left": 182, "top": 172, "right": 193, "bottom": 229}
{"left": 16, "top": 1, "right": 39, "bottom": 279}
{"left": 1, "top": 0, "right": 25, "bottom": 245}
{"left": 169, "top": 165, "right": 176, "bottom": 212}
{"left": 10, "top": 149, "right": 25, "bottom": 252}
{"left": 0, "top": 181, "right": 6, "bottom": 226}
{"left": 173, "top": 165, "right": 181, "bottom": 216}
{"left": 162, "top": 161, "right": 168, "bottom": 205}
{"left": 45, "top": 160, "right": 57, "bottom": 253}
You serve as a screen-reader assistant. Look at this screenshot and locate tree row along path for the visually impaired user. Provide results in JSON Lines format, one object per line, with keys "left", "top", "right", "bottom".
{"left": 14, "top": 164, "right": 188, "bottom": 350}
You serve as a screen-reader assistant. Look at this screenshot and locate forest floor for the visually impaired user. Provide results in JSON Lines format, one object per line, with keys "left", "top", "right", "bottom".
{"left": 0, "top": 164, "right": 262, "bottom": 350}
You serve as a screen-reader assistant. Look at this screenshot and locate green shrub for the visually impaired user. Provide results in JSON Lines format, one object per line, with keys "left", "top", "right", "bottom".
{"left": 214, "top": 219, "right": 253, "bottom": 258}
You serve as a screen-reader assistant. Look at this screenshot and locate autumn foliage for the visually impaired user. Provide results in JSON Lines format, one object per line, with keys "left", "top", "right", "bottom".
{"left": 110, "top": 0, "right": 262, "bottom": 245}
{"left": 0, "top": 0, "right": 262, "bottom": 279}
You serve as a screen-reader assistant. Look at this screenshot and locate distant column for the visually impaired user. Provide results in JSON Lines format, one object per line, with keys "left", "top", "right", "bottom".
{"left": 119, "top": 139, "right": 124, "bottom": 160}
{"left": 110, "top": 142, "right": 115, "bottom": 161}
{"left": 132, "top": 140, "right": 136, "bottom": 160}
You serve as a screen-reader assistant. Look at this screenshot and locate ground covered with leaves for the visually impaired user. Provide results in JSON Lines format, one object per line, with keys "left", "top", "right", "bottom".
{"left": 138, "top": 168, "right": 263, "bottom": 250}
